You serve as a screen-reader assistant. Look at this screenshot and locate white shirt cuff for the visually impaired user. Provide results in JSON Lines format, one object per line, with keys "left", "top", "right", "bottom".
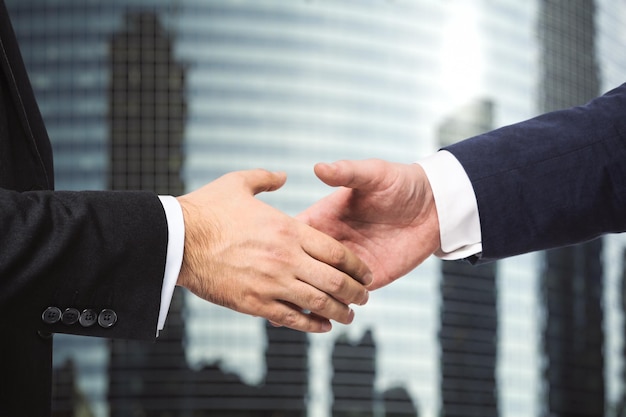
{"left": 157, "top": 195, "right": 185, "bottom": 336}
{"left": 417, "top": 150, "right": 482, "bottom": 259}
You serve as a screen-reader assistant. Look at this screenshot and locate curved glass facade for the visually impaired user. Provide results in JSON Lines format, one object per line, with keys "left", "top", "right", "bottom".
{"left": 5, "top": 1, "right": 626, "bottom": 416}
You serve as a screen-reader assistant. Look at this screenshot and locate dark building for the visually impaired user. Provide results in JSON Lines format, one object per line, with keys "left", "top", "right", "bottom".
{"left": 437, "top": 100, "right": 499, "bottom": 417}
{"left": 52, "top": 360, "right": 95, "bottom": 417}
{"left": 52, "top": 360, "right": 76, "bottom": 416}
{"left": 331, "top": 329, "right": 419, "bottom": 417}
{"left": 109, "top": 315, "right": 308, "bottom": 416}
{"left": 538, "top": 0, "right": 599, "bottom": 111}
{"left": 331, "top": 330, "right": 377, "bottom": 417}
{"left": 261, "top": 323, "right": 309, "bottom": 415}
{"left": 180, "top": 322, "right": 308, "bottom": 416}
{"left": 438, "top": 260, "right": 498, "bottom": 417}
{"left": 537, "top": 1, "right": 605, "bottom": 416}
{"left": 382, "top": 387, "right": 419, "bottom": 417}
{"left": 108, "top": 11, "right": 186, "bottom": 195}
{"left": 539, "top": 242, "right": 604, "bottom": 417}
{"left": 106, "top": 10, "right": 190, "bottom": 416}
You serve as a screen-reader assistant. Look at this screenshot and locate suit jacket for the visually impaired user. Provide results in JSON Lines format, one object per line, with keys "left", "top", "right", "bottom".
{"left": 445, "top": 83, "right": 626, "bottom": 262}
{"left": 0, "top": 1, "right": 169, "bottom": 414}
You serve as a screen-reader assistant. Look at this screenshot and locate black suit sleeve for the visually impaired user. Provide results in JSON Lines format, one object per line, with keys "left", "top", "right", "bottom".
{"left": 0, "top": 188, "right": 168, "bottom": 341}
{"left": 0, "top": 2, "right": 172, "bottom": 413}
{"left": 445, "top": 83, "right": 626, "bottom": 261}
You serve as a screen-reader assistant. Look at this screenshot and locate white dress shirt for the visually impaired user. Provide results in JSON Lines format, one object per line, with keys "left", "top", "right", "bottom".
{"left": 156, "top": 196, "right": 184, "bottom": 335}
{"left": 417, "top": 150, "right": 482, "bottom": 260}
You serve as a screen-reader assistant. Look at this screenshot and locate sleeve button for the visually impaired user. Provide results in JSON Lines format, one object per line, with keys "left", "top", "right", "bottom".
{"left": 42, "top": 307, "right": 62, "bottom": 324}
{"left": 79, "top": 309, "right": 98, "bottom": 327}
{"left": 61, "top": 308, "right": 80, "bottom": 325}
{"left": 98, "top": 309, "right": 117, "bottom": 328}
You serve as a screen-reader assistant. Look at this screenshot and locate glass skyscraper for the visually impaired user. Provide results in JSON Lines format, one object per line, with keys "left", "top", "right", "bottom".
{"left": 5, "top": 1, "right": 626, "bottom": 416}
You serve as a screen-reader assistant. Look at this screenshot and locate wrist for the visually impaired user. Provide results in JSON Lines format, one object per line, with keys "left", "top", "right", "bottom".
{"left": 175, "top": 196, "right": 204, "bottom": 293}
{"left": 413, "top": 163, "right": 442, "bottom": 255}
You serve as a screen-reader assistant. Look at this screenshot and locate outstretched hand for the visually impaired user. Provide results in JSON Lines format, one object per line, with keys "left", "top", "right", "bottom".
{"left": 176, "top": 169, "right": 371, "bottom": 333}
{"left": 298, "top": 159, "right": 441, "bottom": 290}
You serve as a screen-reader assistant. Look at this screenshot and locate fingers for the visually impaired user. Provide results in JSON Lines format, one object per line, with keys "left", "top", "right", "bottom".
{"left": 260, "top": 224, "right": 371, "bottom": 331}
{"left": 248, "top": 266, "right": 362, "bottom": 333}
{"left": 265, "top": 286, "right": 357, "bottom": 333}
{"left": 264, "top": 303, "right": 335, "bottom": 333}
{"left": 313, "top": 159, "right": 387, "bottom": 190}
{"left": 298, "top": 224, "right": 372, "bottom": 303}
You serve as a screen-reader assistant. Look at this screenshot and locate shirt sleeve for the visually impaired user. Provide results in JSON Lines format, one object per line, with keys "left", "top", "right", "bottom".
{"left": 417, "top": 150, "right": 483, "bottom": 260}
{"left": 156, "top": 195, "right": 185, "bottom": 336}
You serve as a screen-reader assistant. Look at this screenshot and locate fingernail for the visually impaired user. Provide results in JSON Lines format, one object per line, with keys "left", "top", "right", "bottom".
{"left": 322, "top": 321, "right": 332, "bottom": 332}
{"left": 347, "top": 307, "right": 355, "bottom": 321}
{"left": 361, "top": 290, "right": 369, "bottom": 305}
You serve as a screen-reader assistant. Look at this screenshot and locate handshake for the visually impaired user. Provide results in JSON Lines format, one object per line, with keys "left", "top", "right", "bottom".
{"left": 176, "top": 159, "right": 441, "bottom": 333}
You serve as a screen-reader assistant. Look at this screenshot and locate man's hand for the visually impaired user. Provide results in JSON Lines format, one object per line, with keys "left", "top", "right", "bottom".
{"left": 176, "top": 169, "right": 371, "bottom": 333}
{"left": 298, "top": 159, "right": 441, "bottom": 290}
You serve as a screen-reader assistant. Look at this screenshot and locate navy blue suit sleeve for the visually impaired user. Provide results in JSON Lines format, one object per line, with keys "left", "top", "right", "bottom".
{"left": 445, "top": 83, "right": 626, "bottom": 261}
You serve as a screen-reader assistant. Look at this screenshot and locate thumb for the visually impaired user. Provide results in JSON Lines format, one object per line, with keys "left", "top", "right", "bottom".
{"left": 314, "top": 159, "right": 384, "bottom": 190}
{"left": 240, "top": 169, "right": 287, "bottom": 195}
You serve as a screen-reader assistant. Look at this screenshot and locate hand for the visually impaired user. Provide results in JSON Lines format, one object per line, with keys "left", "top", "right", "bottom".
{"left": 176, "top": 169, "right": 371, "bottom": 333}
{"left": 298, "top": 159, "right": 441, "bottom": 290}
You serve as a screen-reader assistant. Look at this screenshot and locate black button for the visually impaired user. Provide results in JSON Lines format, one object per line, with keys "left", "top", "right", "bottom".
{"left": 42, "top": 307, "right": 62, "bottom": 324}
{"left": 79, "top": 309, "right": 98, "bottom": 327}
{"left": 98, "top": 309, "right": 117, "bottom": 328}
{"left": 61, "top": 308, "right": 80, "bottom": 325}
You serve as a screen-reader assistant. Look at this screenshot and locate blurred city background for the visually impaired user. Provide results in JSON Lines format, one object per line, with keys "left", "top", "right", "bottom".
{"left": 5, "top": 0, "right": 626, "bottom": 416}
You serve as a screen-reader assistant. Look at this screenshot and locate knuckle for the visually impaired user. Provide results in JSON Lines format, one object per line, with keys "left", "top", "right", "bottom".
{"left": 309, "top": 294, "right": 331, "bottom": 313}
{"left": 328, "top": 244, "right": 348, "bottom": 267}
{"left": 278, "top": 309, "right": 300, "bottom": 328}
{"left": 327, "top": 274, "right": 347, "bottom": 294}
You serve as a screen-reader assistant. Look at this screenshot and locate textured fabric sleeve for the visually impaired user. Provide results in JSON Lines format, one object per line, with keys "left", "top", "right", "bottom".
{"left": 444, "top": 83, "right": 626, "bottom": 261}
{"left": 0, "top": 188, "right": 168, "bottom": 341}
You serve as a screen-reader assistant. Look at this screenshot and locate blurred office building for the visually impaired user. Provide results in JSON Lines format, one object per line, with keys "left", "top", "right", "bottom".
{"left": 437, "top": 99, "right": 498, "bottom": 417}
{"left": 537, "top": 1, "right": 605, "bottom": 416}
{"left": 5, "top": 1, "right": 626, "bottom": 416}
